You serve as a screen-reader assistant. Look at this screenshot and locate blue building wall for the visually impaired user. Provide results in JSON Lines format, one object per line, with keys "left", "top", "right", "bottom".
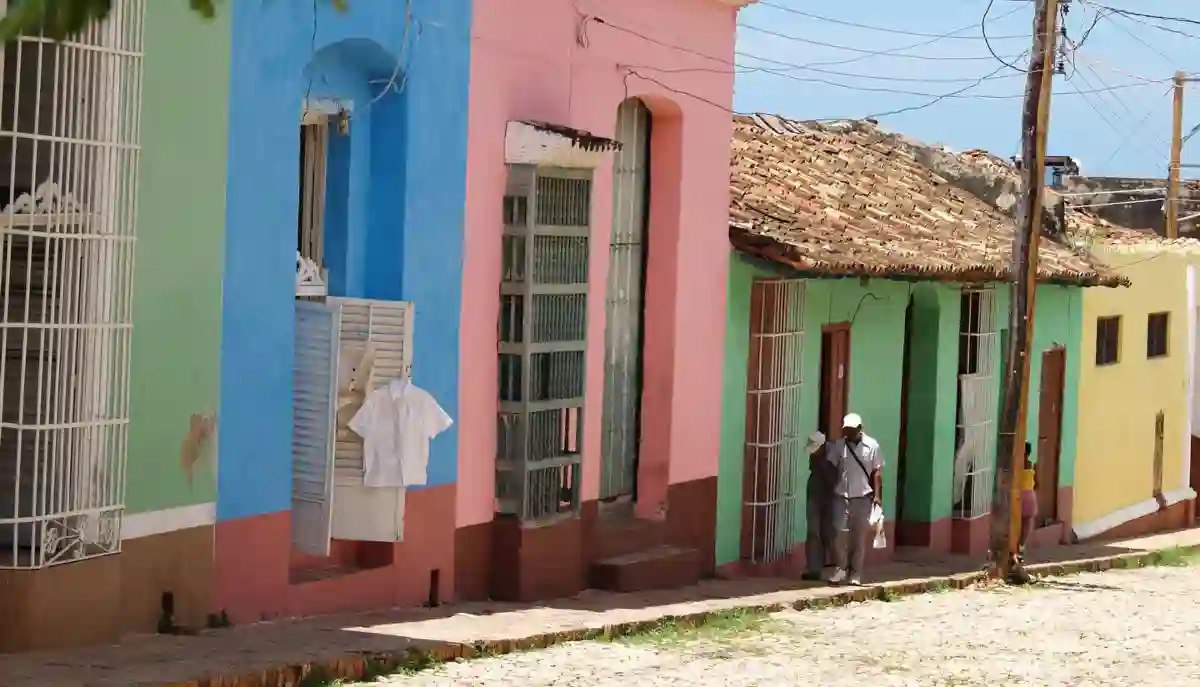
{"left": 218, "top": 0, "right": 471, "bottom": 521}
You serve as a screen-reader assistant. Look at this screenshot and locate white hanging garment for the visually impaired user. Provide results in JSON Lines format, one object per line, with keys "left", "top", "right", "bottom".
{"left": 348, "top": 378, "right": 453, "bottom": 488}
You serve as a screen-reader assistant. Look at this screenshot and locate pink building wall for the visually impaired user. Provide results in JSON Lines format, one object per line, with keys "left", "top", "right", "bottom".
{"left": 457, "top": 0, "right": 740, "bottom": 530}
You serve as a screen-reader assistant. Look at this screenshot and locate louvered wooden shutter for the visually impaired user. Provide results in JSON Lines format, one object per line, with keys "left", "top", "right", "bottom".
{"left": 291, "top": 301, "right": 340, "bottom": 556}
{"left": 328, "top": 297, "right": 415, "bottom": 486}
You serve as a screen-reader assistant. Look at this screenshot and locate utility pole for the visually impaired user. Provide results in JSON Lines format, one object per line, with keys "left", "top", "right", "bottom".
{"left": 992, "top": 0, "right": 1059, "bottom": 580}
{"left": 1168, "top": 71, "right": 1185, "bottom": 239}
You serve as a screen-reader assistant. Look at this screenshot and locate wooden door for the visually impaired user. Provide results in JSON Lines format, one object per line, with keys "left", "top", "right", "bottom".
{"left": 1035, "top": 347, "right": 1066, "bottom": 525}
{"left": 819, "top": 324, "right": 852, "bottom": 438}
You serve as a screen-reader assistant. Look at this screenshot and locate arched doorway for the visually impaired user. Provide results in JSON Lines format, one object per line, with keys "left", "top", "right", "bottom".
{"left": 599, "top": 98, "right": 652, "bottom": 503}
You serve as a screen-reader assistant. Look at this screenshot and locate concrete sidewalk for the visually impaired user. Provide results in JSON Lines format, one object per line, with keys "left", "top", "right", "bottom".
{"left": 4, "top": 528, "right": 1200, "bottom": 687}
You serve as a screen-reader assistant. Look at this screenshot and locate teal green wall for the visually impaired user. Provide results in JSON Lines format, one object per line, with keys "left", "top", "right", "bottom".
{"left": 993, "top": 285, "right": 1083, "bottom": 490}
{"left": 716, "top": 251, "right": 1085, "bottom": 566}
{"left": 717, "top": 253, "right": 910, "bottom": 565}
{"left": 124, "top": 4, "right": 230, "bottom": 515}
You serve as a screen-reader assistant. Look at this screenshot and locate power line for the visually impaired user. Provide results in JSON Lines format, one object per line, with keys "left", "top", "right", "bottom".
{"left": 597, "top": 19, "right": 1161, "bottom": 98}
{"left": 1084, "top": 4, "right": 1200, "bottom": 29}
{"left": 754, "top": 1, "right": 1030, "bottom": 69}
{"left": 983, "top": 0, "right": 1026, "bottom": 72}
{"left": 735, "top": 51, "right": 1027, "bottom": 83}
{"left": 755, "top": 2, "right": 1029, "bottom": 40}
{"left": 739, "top": 22, "right": 1027, "bottom": 62}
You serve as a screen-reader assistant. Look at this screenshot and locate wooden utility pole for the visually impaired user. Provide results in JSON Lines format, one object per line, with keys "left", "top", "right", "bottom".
{"left": 1168, "top": 71, "right": 1185, "bottom": 239}
{"left": 991, "top": 0, "right": 1059, "bottom": 579}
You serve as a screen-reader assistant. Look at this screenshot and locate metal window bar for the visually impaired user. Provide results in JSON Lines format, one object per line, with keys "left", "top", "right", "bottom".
{"left": 497, "top": 165, "right": 590, "bottom": 523}
{"left": 599, "top": 99, "right": 650, "bottom": 501}
{"left": 743, "top": 279, "right": 805, "bottom": 564}
{"left": 0, "top": 0, "right": 145, "bottom": 569}
{"left": 952, "top": 288, "right": 999, "bottom": 519}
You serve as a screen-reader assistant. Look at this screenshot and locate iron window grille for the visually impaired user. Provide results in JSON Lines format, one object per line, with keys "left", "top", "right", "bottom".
{"left": 497, "top": 164, "right": 590, "bottom": 523}
{"left": 953, "top": 287, "right": 999, "bottom": 519}
{"left": 0, "top": 0, "right": 145, "bottom": 568}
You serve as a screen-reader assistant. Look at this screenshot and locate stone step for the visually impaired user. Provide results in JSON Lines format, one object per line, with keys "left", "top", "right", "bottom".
{"left": 589, "top": 545, "right": 701, "bottom": 593}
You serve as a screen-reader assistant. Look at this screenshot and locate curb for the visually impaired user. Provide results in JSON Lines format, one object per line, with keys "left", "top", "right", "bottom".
{"left": 169, "top": 544, "right": 1199, "bottom": 686}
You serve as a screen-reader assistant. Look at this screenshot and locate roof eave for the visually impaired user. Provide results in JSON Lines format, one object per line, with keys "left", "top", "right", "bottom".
{"left": 730, "top": 227, "right": 1128, "bottom": 289}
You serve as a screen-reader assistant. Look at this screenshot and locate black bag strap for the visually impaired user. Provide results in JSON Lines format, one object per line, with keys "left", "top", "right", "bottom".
{"left": 844, "top": 441, "right": 875, "bottom": 493}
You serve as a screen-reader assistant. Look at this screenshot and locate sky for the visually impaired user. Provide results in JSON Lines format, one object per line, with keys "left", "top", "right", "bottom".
{"left": 732, "top": 0, "right": 1200, "bottom": 180}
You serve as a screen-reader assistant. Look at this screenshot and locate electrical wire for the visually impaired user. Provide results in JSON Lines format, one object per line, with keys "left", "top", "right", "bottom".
{"left": 1067, "top": 197, "right": 1165, "bottom": 208}
{"left": 755, "top": 2, "right": 1028, "bottom": 40}
{"left": 984, "top": 0, "right": 1022, "bottom": 73}
{"left": 1058, "top": 186, "right": 1165, "bottom": 198}
{"left": 1079, "top": 1, "right": 1181, "bottom": 68}
{"left": 735, "top": 51, "right": 1027, "bottom": 84}
{"left": 1084, "top": 4, "right": 1200, "bottom": 29}
{"left": 739, "top": 22, "right": 1027, "bottom": 62}
{"left": 599, "top": 18, "right": 1160, "bottom": 103}
{"left": 791, "top": 1, "right": 1030, "bottom": 69}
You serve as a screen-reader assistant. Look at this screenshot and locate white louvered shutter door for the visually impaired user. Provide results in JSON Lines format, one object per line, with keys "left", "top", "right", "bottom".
{"left": 328, "top": 297, "right": 415, "bottom": 486}
{"left": 291, "top": 301, "right": 341, "bottom": 556}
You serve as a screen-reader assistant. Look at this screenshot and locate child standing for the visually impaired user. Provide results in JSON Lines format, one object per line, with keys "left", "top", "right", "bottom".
{"left": 1018, "top": 442, "right": 1038, "bottom": 559}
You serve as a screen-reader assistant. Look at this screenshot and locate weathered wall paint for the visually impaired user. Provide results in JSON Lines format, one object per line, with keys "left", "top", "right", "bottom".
{"left": 218, "top": 0, "right": 471, "bottom": 521}
{"left": 716, "top": 254, "right": 909, "bottom": 565}
{"left": 716, "top": 252, "right": 1087, "bottom": 565}
{"left": 1075, "top": 249, "right": 1189, "bottom": 526}
{"left": 124, "top": 1, "right": 230, "bottom": 516}
{"left": 458, "top": 0, "right": 738, "bottom": 527}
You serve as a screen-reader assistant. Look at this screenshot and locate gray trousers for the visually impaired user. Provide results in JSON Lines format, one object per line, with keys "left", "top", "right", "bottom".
{"left": 833, "top": 495, "right": 873, "bottom": 576}
{"left": 805, "top": 496, "right": 834, "bottom": 572}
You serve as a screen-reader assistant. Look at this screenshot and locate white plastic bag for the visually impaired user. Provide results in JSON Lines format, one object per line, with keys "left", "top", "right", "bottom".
{"left": 869, "top": 503, "right": 887, "bottom": 549}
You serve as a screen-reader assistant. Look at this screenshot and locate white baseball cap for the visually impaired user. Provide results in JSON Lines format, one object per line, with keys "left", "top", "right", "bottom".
{"left": 842, "top": 412, "right": 863, "bottom": 428}
{"left": 804, "top": 431, "right": 826, "bottom": 454}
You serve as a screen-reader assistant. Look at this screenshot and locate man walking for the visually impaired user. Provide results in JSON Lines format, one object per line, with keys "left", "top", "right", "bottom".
{"left": 827, "top": 412, "right": 884, "bottom": 586}
{"left": 803, "top": 431, "right": 834, "bottom": 581}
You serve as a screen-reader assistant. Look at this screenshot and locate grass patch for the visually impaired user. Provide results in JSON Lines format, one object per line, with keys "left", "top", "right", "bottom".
{"left": 1148, "top": 546, "right": 1200, "bottom": 567}
{"left": 613, "top": 608, "right": 779, "bottom": 648}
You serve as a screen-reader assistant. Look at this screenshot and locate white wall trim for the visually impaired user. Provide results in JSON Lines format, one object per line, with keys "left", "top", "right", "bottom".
{"left": 122, "top": 502, "right": 216, "bottom": 541}
{"left": 1187, "top": 264, "right": 1196, "bottom": 492}
{"left": 1072, "top": 487, "right": 1196, "bottom": 541}
{"left": 504, "top": 121, "right": 618, "bottom": 168}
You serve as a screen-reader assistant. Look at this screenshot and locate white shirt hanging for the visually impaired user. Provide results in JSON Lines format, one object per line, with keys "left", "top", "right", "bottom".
{"left": 348, "top": 378, "right": 453, "bottom": 488}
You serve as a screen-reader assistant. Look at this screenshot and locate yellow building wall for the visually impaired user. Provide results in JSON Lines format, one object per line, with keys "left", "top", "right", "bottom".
{"left": 1075, "top": 248, "right": 1190, "bottom": 529}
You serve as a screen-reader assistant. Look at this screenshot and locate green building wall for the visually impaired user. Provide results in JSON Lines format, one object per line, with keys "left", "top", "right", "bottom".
{"left": 124, "top": 4, "right": 230, "bottom": 518}
{"left": 716, "top": 252, "right": 1084, "bottom": 567}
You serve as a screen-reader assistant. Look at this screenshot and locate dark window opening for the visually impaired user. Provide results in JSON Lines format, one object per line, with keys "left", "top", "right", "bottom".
{"left": 1147, "top": 312, "right": 1170, "bottom": 359}
{"left": 1095, "top": 316, "right": 1120, "bottom": 366}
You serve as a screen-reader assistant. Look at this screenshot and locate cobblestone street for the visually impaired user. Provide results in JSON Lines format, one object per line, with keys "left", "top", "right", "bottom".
{"left": 369, "top": 564, "right": 1200, "bottom": 686}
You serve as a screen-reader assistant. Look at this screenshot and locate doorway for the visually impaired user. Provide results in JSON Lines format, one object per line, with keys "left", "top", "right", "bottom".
{"left": 819, "top": 323, "right": 852, "bottom": 438}
{"left": 895, "top": 298, "right": 914, "bottom": 533}
{"left": 1036, "top": 346, "right": 1066, "bottom": 525}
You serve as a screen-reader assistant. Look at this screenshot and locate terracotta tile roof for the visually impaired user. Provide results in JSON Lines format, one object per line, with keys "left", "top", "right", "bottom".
{"left": 729, "top": 114, "right": 1127, "bottom": 287}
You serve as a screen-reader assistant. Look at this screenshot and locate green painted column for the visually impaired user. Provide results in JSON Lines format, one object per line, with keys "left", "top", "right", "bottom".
{"left": 715, "top": 254, "right": 756, "bottom": 566}
{"left": 124, "top": 3, "right": 230, "bottom": 515}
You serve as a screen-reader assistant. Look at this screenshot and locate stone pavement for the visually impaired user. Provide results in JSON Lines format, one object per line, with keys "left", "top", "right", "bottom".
{"left": 3, "top": 528, "right": 1200, "bottom": 687}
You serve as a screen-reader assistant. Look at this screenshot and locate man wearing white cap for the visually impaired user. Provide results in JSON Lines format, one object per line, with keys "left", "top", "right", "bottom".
{"left": 826, "top": 412, "right": 884, "bottom": 585}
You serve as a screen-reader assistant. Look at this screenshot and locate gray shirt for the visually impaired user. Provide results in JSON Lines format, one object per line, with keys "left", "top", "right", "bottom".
{"left": 826, "top": 435, "right": 884, "bottom": 498}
